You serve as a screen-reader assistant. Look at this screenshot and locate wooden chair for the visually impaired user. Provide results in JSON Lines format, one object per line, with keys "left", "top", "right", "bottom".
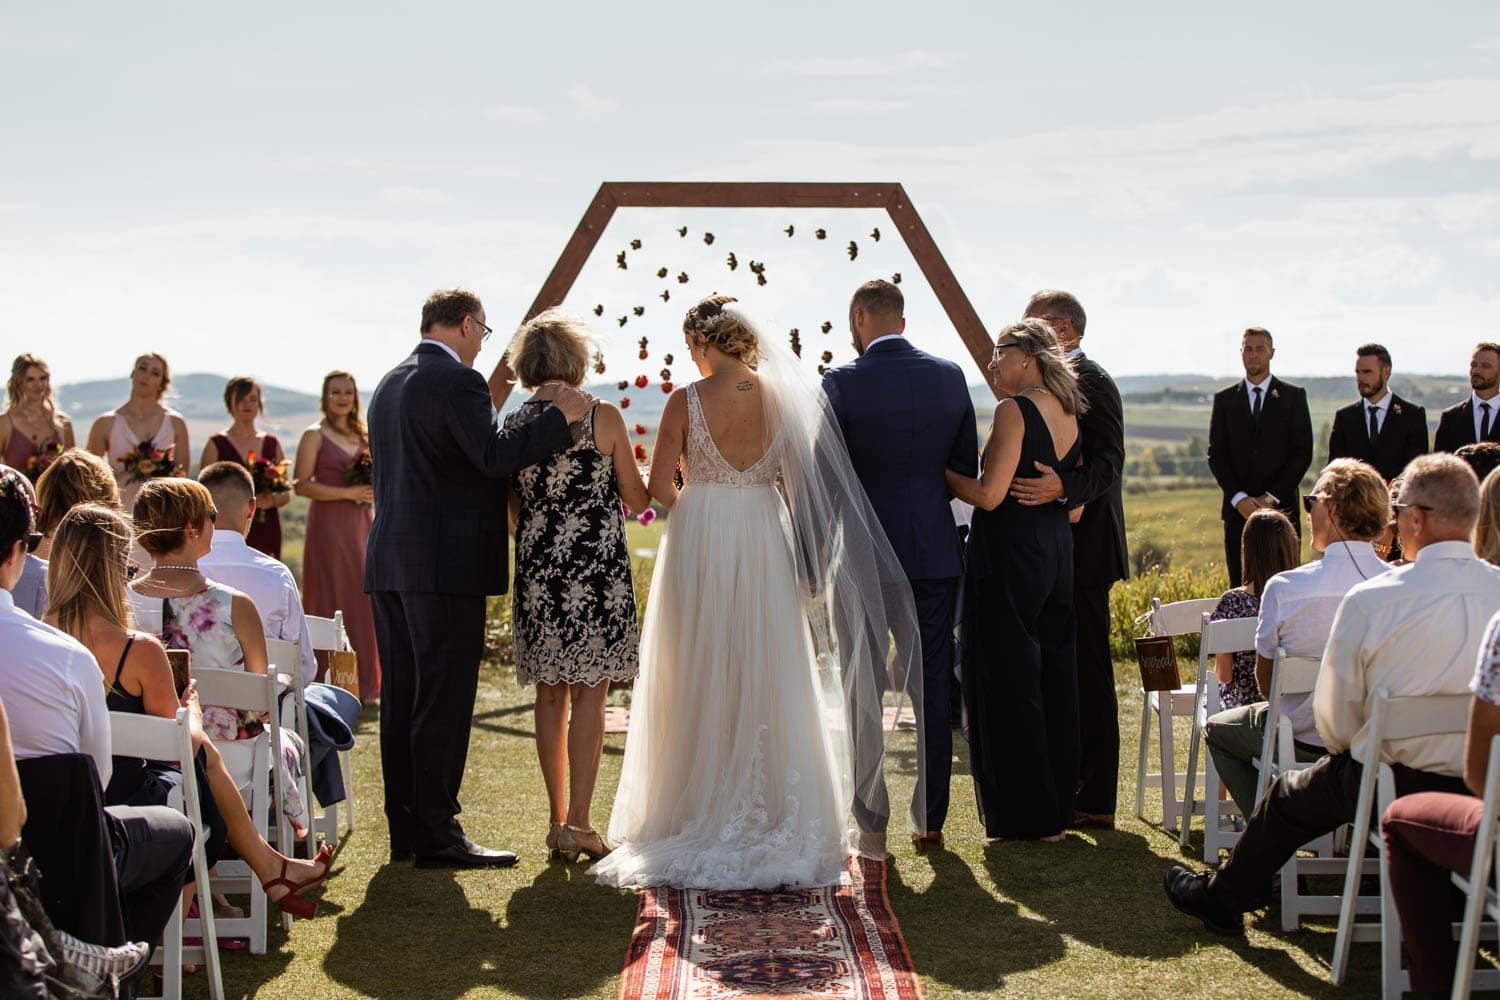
{"left": 1180, "top": 613, "right": 1258, "bottom": 859}
{"left": 305, "top": 611, "right": 356, "bottom": 847}
{"left": 1133, "top": 596, "right": 1219, "bottom": 831}
{"left": 110, "top": 709, "right": 224, "bottom": 1000}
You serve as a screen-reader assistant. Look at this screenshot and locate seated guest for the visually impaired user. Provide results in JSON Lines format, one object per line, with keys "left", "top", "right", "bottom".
{"left": 1475, "top": 467, "right": 1500, "bottom": 566}
{"left": 32, "top": 448, "right": 120, "bottom": 562}
{"left": 1380, "top": 607, "right": 1500, "bottom": 996}
{"left": 0, "top": 463, "right": 44, "bottom": 618}
{"left": 47, "top": 502, "right": 331, "bottom": 918}
{"left": 1166, "top": 454, "right": 1499, "bottom": 933}
{"left": 1207, "top": 509, "right": 1300, "bottom": 713}
{"left": 0, "top": 470, "right": 193, "bottom": 950}
{"left": 198, "top": 462, "right": 316, "bottom": 685}
{"left": 1456, "top": 441, "right": 1500, "bottom": 483}
{"left": 128, "top": 478, "right": 308, "bottom": 833}
{"left": 1372, "top": 475, "right": 1406, "bottom": 564}
{"left": 1204, "top": 459, "right": 1391, "bottom": 817}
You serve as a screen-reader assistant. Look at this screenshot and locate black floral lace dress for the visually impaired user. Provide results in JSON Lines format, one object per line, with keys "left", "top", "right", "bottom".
{"left": 505, "top": 402, "right": 640, "bottom": 686}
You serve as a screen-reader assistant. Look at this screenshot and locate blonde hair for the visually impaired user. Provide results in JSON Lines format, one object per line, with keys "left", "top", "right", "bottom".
{"left": 507, "top": 309, "right": 592, "bottom": 389}
{"left": 35, "top": 448, "right": 120, "bottom": 535}
{"left": 320, "top": 370, "right": 367, "bottom": 444}
{"left": 7, "top": 354, "right": 56, "bottom": 418}
{"left": 133, "top": 352, "right": 172, "bottom": 401}
{"left": 1315, "top": 459, "right": 1390, "bottom": 541}
{"left": 995, "top": 318, "right": 1088, "bottom": 416}
{"left": 132, "top": 478, "right": 213, "bottom": 557}
{"left": 47, "top": 504, "right": 133, "bottom": 640}
{"left": 683, "top": 294, "right": 759, "bottom": 366}
{"left": 1476, "top": 467, "right": 1500, "bottom": 566}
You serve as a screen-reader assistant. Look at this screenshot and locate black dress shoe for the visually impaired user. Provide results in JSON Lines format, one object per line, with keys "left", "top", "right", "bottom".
{"left": 414, "top": 839, "right": 520, "bottom": 869}
{"left": 1163, "top": 865, "right": 1243, "bottom": 935}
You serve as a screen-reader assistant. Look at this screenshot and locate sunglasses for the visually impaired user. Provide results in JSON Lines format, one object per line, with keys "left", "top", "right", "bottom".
{"left": 1302, "top": 494, "right": 1322, "bottom": 514}
{"left": 1391, "top": 501, "right": 1434, "bottom": 514}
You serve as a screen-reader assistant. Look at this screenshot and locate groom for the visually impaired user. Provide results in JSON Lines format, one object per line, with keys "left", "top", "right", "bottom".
{"left": 822, "top": 279, "right": 979, "bottom": 854}
{"left": 366, "top": 288, "right": 591, "bottom": 868}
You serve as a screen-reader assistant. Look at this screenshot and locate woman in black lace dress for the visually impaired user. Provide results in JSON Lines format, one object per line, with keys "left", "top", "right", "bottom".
{"left": 948, "top": 318, "right": 1087, "bottom": 841}
{"left": 503, "top": 310, "right": 650, "bottom": 863}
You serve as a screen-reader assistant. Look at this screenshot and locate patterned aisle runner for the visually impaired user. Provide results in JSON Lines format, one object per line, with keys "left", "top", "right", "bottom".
{"left": 619, "top": 856, "right": 923, "bottom": 1000}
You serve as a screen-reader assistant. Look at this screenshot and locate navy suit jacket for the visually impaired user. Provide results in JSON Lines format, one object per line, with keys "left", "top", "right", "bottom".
{"left": 822, "top": 337, "right": 978, "bottom": 581}
{"left": 363, "top": 342, "right": 572, "bottom": 596}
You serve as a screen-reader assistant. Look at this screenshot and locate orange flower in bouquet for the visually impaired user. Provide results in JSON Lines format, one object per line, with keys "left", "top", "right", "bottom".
{"left": 24, "top": 442, "right": 64, "bottom": 483}
{"left": 119, "top": 443, "right": 179, "bottom": 484}
{"left": 246, "top": 451, "right": 291, "bottom": 522}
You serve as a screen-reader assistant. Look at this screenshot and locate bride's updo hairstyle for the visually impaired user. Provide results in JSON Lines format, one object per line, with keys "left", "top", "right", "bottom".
{"left": 684, "top": 294, "right": 760, "bottom": 367}
{"left": 996, "top": 318, "right": 1089, "bottom": 417}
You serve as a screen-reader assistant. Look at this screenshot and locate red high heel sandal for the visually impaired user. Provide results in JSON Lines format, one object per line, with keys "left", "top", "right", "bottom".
{"left": 261, "top": 844, "right": 334, "bottom": 919}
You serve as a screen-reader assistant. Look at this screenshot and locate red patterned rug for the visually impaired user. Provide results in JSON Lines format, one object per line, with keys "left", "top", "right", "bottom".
{"left": 619, "top": 855, "right": 923, "bottom": 1000}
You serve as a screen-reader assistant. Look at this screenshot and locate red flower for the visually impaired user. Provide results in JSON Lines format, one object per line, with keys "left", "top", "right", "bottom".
{"left": 634, "top": 444, "right": 647, "bottom": 461}
{"left": 661, "top": 381, "right": 674, "bottom": 393}
{"left": 620, "top": 397, "right": 630, "bottom": 409}
{"left": 634, "top": 375, "right": 649, "bottom": 388}
{"left": 639, "top": 350, "right": 648, "bottom": 360}
{"left": 636, "top": 507, "right": 657, "bottom": 526}
{"left": 634, "top": 423, "right": 646, "bottom": 436}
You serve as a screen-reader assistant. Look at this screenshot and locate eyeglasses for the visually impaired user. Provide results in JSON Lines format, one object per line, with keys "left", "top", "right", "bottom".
{"left": 1302, "top": 494, "right": 1323, "bottom": 514}
{"left": 471, "top": 315, "right": 494, "bottom": 342}
{"left": 991, "top": 341, "right": 1022, "bottom": 361}
{"left": 1392, "top": 501, "right": 1434, "bottom": 514}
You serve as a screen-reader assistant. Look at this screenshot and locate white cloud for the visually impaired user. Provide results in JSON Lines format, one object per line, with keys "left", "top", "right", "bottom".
{"left": 809, "top": 98, "right": 913, "bottom": 115}
{"left": 567, "top": 84, "right": 618, "bottom": 121}
{"left": 381, "top": 186, "right": 447, "bottom": 205}
{"left": 263, "top": 156, "right": 514, "bottom": 180}
{"left": 770, "top": 50, "right": 946, "bottom": 77}
{"left": 484, "top": 104, "right": 544, "bottom": 124}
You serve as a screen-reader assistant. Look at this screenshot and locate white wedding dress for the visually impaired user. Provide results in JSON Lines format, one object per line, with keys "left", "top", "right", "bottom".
{"left": 590, "top": 382, "right": 850, "bottom": 890}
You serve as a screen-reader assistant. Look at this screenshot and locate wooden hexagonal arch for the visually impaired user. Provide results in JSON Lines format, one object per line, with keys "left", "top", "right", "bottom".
{"left": 519, "top": 181, "right": 993, "bottom": 374}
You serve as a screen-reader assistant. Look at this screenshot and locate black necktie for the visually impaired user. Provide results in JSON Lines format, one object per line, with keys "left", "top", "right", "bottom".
{"left": 1483, "top": 402, "right": 1493, "bottom": 441}
{"left": 1368, "top": 405, "right": 1379, "bottom": 442}
{"left": 1251, "top": 386, "right": 1263, "bottom": 421}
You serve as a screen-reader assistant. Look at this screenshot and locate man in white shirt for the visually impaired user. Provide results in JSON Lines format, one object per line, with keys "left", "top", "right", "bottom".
{"left": 1205, "top": 459, "right": 1393, "bottom": 815}
{"left": 0, "top": 470, "right": 195, "bottom": 950}
{"left": 0, "top": 464, "right": 46, "bottom": 618}
{"left": 1167, "top": 454, "right": 1500, "bottom": 934}
{"left": 1435, "top": 342, "right": 1500, "bottom": 452}
{"left": 198, "top": 461, "right": 317, "bottom": 685}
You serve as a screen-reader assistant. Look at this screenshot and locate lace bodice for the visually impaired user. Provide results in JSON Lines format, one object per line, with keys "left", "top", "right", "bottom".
{"left": 684, "top": 384, "right": 779, "bottom": 488}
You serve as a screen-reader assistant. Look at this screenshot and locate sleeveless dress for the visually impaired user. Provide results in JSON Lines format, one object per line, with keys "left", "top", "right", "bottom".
{"left": 4, "top": 423, "right": 62, "bottom": 482}
{"left": 503, "top": 402, "right": 639, "bottom": 686}
{"left": 959, "top": 394, "right": 1082, "bottom": 840}
{"left": 302, "top": 433, "right": 380, "bottom": 701}
{"left": 592, "top": 383, "right": 847, "bottom": 890}
{"left": 209, "top": 433, "right": 284, "bottom": 558}
{"left": 107, "top": 410, "right": 180, "bottom": 513}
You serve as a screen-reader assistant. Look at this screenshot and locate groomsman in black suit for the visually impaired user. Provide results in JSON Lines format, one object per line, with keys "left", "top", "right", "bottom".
{"left": 1206, "top": 327, "right": 1313, "bottom": 586}
{"left": 1327, "top": 343, "right": 1427, "bottom": 481}
{"left": 366, "top": 289, "right": 592, "bottom": 868}
{"left": 1009, "top": 290, "right": 1128, "bottom": 828}
{"left": 1434, "top": 342, "right": 1500, "bottom": 453}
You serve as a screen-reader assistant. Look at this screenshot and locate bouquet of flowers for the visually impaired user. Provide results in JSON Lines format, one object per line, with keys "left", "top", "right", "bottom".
{"left": 345, "top": 451, "right": 373, "bottom": 508}
{"left": 118, "top": 443, "right": 179, "bottom": 485}
{"left": 24, "top": 442, "right": 64, "bottom": 483}
{"left": 246, "top": 451, "right": 291, "bottom": 522}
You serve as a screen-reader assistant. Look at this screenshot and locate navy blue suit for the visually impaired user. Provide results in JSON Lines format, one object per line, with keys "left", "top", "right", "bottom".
{"left": 823, "top": 336, "right": 978, "bottom": 832}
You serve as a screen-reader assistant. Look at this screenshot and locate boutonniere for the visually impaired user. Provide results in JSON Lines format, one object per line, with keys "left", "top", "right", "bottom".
{"left": 1270, "top": 388, "right": 1280, "bottom": 399}
{"left": 1392, "top": 403, "right": 1402, "bottom": 415}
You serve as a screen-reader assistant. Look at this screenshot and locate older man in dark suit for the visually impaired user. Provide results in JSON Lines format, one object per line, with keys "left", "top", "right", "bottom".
{"left": 1434, "top": 342, "right": 1500, "bottom": 453}
{"left": 1009, "top": 290, "right": 1129, "bottom": 827}
{"left": 822, "top": 279, "right": 978, "bottom": 855}
{"left": 1327, "top": 343, "right": 1427, "bottom": 481}
{"left": 1207, "top": 327, "right": 1313, "bottom": 586}
{"left": 366, "top": 288, "right": 591, "bottom": 868}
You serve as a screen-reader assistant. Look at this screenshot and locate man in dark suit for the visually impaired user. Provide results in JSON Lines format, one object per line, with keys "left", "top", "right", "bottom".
{"left": 822, "top": 279, "right": 978, "bottom": 856}
{"left": 1207, "top": 327, "right": 1314, "bottom": 586}
{"left": 1434, "top": 342, "right": 1500, "bottom": 453}
{"left": 1327, "top": 343, "right": 1427, "bottom": 481}
{"left": 366, "top": 288, "right": 591, "bottom": 868}
{"left": 1009, "top": 290, "right": 1128, "bottom": 827}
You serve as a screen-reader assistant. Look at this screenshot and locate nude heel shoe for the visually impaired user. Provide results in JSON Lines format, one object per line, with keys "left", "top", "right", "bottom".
{"left": 557, "top": 824, "right": 612, "bottom": 863}
{"left": 546, "top": 821, "right": 565, "bottom": 862}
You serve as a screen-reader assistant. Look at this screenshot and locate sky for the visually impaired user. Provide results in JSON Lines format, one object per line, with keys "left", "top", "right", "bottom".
{"left": 3, "top": 3, "right": 1499, "bottom": 395}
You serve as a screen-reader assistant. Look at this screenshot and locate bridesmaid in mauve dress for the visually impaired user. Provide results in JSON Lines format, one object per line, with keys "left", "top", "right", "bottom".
{"left": 1, "top": 354, "right": 75, "bottom": 482}
{"left": 294, "top": 371, "right": 380, "bottom": 701}
{"left": 201, "top": 376, "right": 290, "bottom": 558}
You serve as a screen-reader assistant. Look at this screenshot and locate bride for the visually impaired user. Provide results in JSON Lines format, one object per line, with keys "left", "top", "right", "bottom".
{"left": 591, "top": 295, "right": 924, "bottom": 891}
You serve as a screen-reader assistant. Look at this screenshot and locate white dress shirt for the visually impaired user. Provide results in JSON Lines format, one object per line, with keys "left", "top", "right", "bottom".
{"left": 1474, "top": 392, "right": 1500, "bottom": 442}
{"left": 14, "top": 554, "right": 46, "bottom": 619}
{"left": 200, "top": 529, "right": 317, "bottom": 684}
{"left": 1256, "top": 541, "right": 1392, "bottom": 746}
{"left": 1363, "top": 392, "right": 1391, "bottom": 436}
{"left": 0, "top": 588, "right": 112, "bottom": 787}
{"left": 422, "top": 338, "right": 464, "bottom": 366}
{"left": 1229, "top": 376, "right": 1276, "bottom": 507}
{"left": 865, "top": 333, "right": 904, "bottom": 352}
{"left": 1313, "top": 541, "right": 1500, "bottom": 774}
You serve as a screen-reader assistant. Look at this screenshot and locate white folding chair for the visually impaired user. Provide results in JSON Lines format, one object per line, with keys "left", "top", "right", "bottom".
{"left": 1452, "top": 734, "right": 1500, "bottom": 999}
{"left": 1133, "top": 596, "right": 1220, "bottom": 831}
{"left": 305, "top": 612, "right": 356, "bottom": 846}
{"left": 1331, "top": 689, "right": 1478, "bottom": 997}
{"left": 192, "top": 667, "right": 291, "bottom": 954}
{"left": 1180, "top": 613, "right": 1258, "bottom": 859}
{"left": 267, "top": 636, "right": 318, "bottom": 859}
{"left": 110, "top": 709, "right": 224, "bottom": 1000}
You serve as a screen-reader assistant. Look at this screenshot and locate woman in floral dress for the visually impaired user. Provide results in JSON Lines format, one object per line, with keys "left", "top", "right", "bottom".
{"left": 502, "top": 310, "right": 649, "bottom": 863}
{"left": 1209, "top": 508, "right": 1300, "bottom": 711}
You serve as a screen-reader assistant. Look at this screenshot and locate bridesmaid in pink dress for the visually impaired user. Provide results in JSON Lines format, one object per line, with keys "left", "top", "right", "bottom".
{"left": 85, "top": 352, "right": 191, "bottom": 515}
{"left": 294, "top": 370, "right": 380, "bottom": 701}
{"left": 0, "top": 354, "right": 75, "bottom": 481}
{"left": 201, "top": 376, "right": 290, "bottom": 559}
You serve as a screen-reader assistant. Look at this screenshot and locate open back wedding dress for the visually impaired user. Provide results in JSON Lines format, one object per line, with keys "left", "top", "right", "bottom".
{"left": 591, "top": 307, "right": 924, "bottom": 891}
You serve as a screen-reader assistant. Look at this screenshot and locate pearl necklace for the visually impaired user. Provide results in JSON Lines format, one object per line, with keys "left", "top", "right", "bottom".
{"left": 150, "top": 565, "right": 201, "bottom": 573}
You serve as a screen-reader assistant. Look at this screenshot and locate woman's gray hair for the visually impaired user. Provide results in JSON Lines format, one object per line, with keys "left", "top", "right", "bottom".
{"left": 996, "top": 318, "right": 1089, "bottom": 417}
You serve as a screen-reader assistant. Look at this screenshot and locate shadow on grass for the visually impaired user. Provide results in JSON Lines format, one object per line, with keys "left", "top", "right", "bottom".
{"left": 471, "top": 702, "right": 625, "bottom": 756}
{"left": 323, "top": 862, "right": 634, "bottom": 999}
